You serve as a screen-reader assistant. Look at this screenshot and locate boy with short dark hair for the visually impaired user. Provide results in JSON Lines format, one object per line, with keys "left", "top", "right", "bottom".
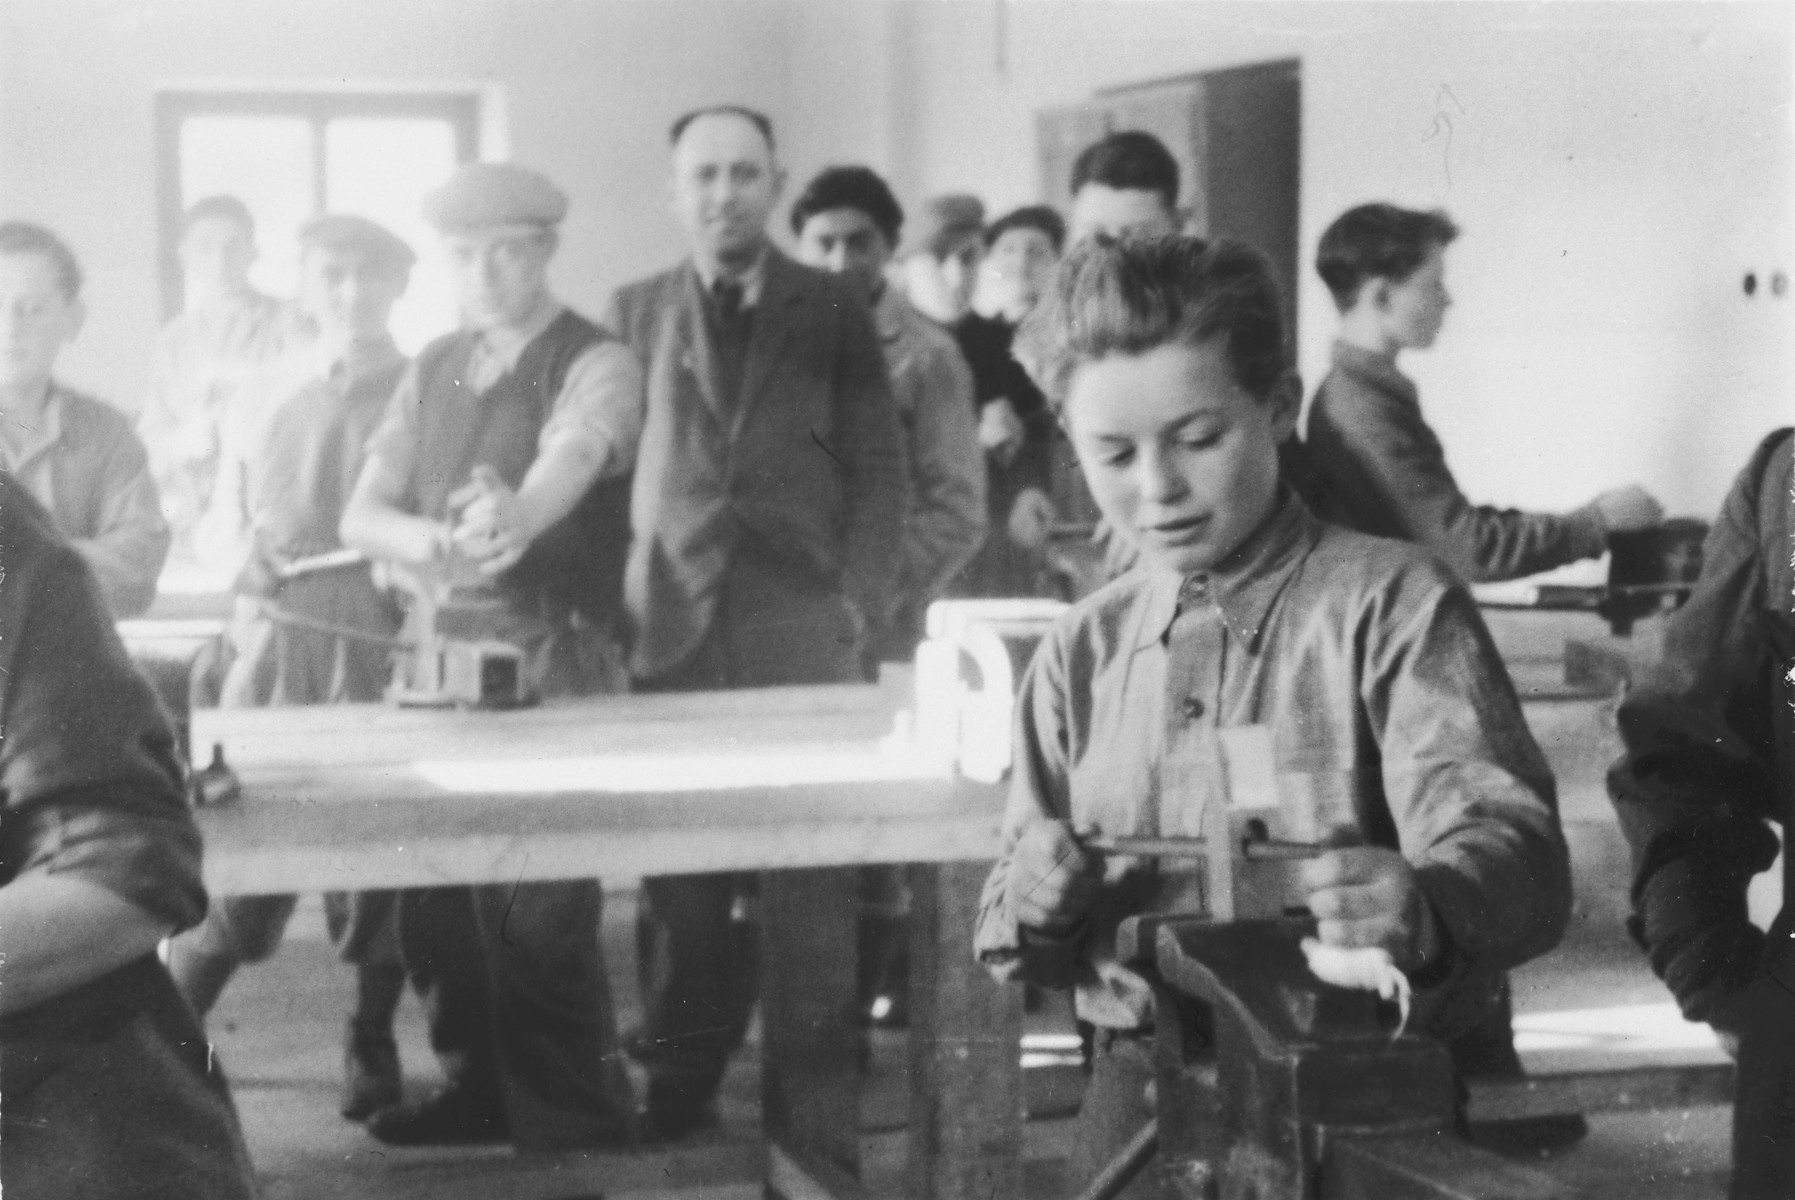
{"left": 1068, "top": 130, "right": 1182, "bottom": 242}
{"left": 1304, "top": 202, "right": 1662, "bottom": 583}
{"left": 976, "top": 235, "right": 1572, "bottom": 1196}
{"left": 0, "top": 221, "right": 170, "bottom": 615}
{"left": 790, "top": 165, "right": 985, "bottom": 659}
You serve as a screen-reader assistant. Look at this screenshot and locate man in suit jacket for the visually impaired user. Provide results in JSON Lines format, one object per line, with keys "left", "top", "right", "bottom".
{"left": 605, "top": 105, "right": 906, "bottom": 1139}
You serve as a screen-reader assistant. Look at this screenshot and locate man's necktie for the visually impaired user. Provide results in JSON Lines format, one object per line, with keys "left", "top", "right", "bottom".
{"left": 712, "top": 276, "right": 745, "bottom": 323}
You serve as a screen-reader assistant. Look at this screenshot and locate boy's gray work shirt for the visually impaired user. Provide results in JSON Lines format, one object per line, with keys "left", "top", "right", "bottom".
{"left": 1304, "top": 341, "right": 1606, "bottom": 583}
{"left": 974, "top": 492, "right": 1572, "bottom": 1036}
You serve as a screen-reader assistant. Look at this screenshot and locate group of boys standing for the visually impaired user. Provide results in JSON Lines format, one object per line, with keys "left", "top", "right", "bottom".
{"left": 3, "top": 103, "right": 1788, "bottom": 1200}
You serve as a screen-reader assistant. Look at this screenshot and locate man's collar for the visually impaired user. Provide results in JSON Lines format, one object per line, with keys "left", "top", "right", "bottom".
{"left": 316, "top": 333, "right": 402, "bottom": 383}
{"left": 1331, "top": 339, "right": 1413, "bottom": 392}
{"left": 474, "top": 298, "right": 564, "bottom": 371}
{"left": 694, "top": 245, "right": 769, "bottom": 309}
{"left": 0, "top": 381, "right": 67, "bottom": 470}
{"left": 1136, "top": 489, "right": 1320, "bottom": 650}
{"left": 873, "top": 283, "right": 911, "bottom": 343}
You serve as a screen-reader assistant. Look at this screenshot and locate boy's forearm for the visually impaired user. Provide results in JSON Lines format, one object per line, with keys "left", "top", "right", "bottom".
{"left": 0, "top": 874, "right": 174, "bottom": 1015}
{"left": 510, "top": 438, "right": 609, "bottom": 544}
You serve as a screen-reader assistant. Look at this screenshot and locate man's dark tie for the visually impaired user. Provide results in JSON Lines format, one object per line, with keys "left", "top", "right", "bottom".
{"left": 711, "top": 276, "right": 745, "bottom": 323}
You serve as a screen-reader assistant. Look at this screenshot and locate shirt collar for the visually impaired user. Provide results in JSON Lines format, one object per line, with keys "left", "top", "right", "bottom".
{"left": 1331, "top": 339, "right": 1416, "bottom": 398}
{"left": 472, "top": 299, "right": 564, "bottom": 376}
{"left": 694, "top": 248, "right": 768, "bottom": 309}
{"left": 0, "top": 382, "right": 67, "bottom": 472}
{"left": 316, "top": 333, "right": 403, "bottom": 385}
{"left": 873, "top": 284, "right": 911, "bottom": 344}
{"left": 1135, "top": 488, "right": 1320, "bottom": 650}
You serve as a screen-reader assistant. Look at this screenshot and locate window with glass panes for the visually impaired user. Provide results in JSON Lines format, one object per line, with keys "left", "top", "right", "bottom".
{"left": 155, "top": 91, "right": 481, "bottom": 352}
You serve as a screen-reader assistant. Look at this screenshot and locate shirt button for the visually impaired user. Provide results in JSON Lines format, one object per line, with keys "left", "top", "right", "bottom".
{"left": 1180, "top": 695, "right": 1206, "bottom": 720}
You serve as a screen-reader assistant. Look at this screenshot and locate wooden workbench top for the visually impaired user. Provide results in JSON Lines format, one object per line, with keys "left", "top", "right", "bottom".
{"left": 193, "top": 682, "right": 1008, "bottom": 895}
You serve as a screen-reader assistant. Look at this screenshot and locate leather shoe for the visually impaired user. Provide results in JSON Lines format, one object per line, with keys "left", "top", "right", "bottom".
{"left": 340, "top": 1031, "right": 402, "bottom": 1122}
{"left": 366, "top": 1085, "right": 509, "bottom": 1146}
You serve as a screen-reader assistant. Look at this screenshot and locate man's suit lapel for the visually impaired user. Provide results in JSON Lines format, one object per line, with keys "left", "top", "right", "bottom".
{"left": 676, "top": 265, "right": 728, "bottom": 421}
{"left": 734, "top": 250, "right": 801, "bottom": 435}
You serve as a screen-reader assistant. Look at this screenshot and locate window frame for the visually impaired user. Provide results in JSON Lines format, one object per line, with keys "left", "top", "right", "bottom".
{"left": 154, "top": 88, "right": 481, "bottom": 319}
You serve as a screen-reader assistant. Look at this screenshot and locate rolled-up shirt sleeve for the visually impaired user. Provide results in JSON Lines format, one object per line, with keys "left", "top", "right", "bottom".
{"left": 0, "top": 529, "right": 205, "bottom": 934}
{"left": 536, "top": 340, "right": 646, "bottom": 482}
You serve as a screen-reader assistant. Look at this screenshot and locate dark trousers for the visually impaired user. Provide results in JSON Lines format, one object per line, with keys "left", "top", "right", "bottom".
{"left": 1732, "top": 908, "right": 1795, "bottom": 1199}
{"left": 632, "top": 547, "right": 864, "bottom": 1120}
{"left": 399, "top": 881, "right": 634, "bottom": 1150}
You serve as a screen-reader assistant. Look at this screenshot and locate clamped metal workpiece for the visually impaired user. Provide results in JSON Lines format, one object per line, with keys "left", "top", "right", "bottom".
{"left": 1104, "top": 914, "right": 1574, "bottom": 1200}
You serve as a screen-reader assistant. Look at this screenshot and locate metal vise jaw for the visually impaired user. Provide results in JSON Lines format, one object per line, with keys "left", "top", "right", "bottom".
{"left": 1116, "top": 915, "right": 1573, "bottom": 1200}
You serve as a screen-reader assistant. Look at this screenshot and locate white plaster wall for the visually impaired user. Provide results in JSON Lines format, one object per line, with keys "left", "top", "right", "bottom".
{"left": 883, "top": 0, "right": 1794, "bottom": 519}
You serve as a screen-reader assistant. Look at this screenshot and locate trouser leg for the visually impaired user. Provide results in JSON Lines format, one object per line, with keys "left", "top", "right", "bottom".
{"left": 325, "top": 889, "right": 406, "bottom": 1034}
{"left": 1732, "top": 914, "right": 1795, "bottom": 1199}
{"left": 857, "top": 865, "right": 910, "bottom": 1023}
{"left": 166, "top": 893, "right": 300, "bottom": 1018}
{"left": 635, "top": 872, "right": 759, "bottom": 1120}
{"left": 397, "top": 886, "right": 502, "bottom": 1101}
{"left": 1066, "top": 1030, "right": 1159, "bottom": 1200}
{"left": 470, "top": 879, "right": 634, "bottom": 1150}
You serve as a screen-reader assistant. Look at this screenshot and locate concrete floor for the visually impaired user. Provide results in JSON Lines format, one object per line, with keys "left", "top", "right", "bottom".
{"left": 207, "top": 881, "right": 1738, "bottom": 1200}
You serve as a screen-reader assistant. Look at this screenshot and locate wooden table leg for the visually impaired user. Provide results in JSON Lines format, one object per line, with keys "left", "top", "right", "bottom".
{"left": 905, "top": 861, "right": 1023, "bottom": 1200}
{"left": 763, "top": 866, "right": 865, "bottom": 1198}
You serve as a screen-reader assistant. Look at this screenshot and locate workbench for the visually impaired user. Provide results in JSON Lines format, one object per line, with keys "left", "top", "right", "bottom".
{"left": 191, "top": 679, "right": 1021, "bottom": 1200}
{"left": 183, "top": 619, "right": 1736, "bottom": 1199}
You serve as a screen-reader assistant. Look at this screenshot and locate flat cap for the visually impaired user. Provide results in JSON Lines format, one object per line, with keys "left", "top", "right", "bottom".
{"left": 298, "top": 214, "right": 416, "bottom": 273}
{"left": 903, "top": 193, "right": 985, "bottom": 260}
{"left": 422, "top": 163, "right": 568, "bottom": 231}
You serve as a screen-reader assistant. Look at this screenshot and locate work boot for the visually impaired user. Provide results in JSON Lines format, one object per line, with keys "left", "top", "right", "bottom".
{"left": 341, "top": 1026, "right": 402, "bottom": 1121}
{"left": 366, "top": 1084, "right": 509, "bottom": 1146}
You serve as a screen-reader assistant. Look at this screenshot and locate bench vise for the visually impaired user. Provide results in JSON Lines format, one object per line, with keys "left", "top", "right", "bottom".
{"left": 1103, "top": 914, "right": 1574, "bottom": 1200}
{"left": 379, "top": 560, "right": 530, "bottom": 709}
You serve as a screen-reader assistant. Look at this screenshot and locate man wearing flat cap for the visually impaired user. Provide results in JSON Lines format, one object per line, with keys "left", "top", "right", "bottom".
{"left": 341, "top": 163, "right": 642, "bottom": 1149}
{"left": 605, "top": 106, "right": 906, "bottom": 1140}
{"left": 899, "top": 193, "right": 985, "bottom": 328}
{"left": 168, "top": 213, "right": 418, "bottom": 1125}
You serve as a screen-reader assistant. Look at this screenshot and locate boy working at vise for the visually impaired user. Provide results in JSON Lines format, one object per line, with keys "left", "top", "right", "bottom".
{"left": 974, "top": 236, "right": 1572, "bottom": 1197}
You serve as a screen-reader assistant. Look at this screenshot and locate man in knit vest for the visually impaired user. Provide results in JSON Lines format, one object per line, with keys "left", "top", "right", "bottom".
{"left": 606, "top": 106, "right": 906, "bottom": 1140}
{"left": 340, "top": 162, "right": 641, "bottom": 1149}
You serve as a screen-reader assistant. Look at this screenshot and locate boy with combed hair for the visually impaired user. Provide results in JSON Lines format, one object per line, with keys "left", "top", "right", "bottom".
{"left": 975, "top": 235, "right": 1571, "bottom": 1196}
{"left": 1304, "top": 203, "right": 1661, "bottom": 583}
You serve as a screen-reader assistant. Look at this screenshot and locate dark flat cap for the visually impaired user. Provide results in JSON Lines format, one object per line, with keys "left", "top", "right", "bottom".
{"left": 422, "top": 163, "right": 568, "bottom": 230}
{"left": 298, "top": 214, "right": 416, "bottom": 272}
{"left": 902, "top": 194, "right": 985, "bottom": 260}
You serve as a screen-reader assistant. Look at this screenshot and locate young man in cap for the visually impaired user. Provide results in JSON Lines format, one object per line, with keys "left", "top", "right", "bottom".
{"left": 791, "top": 165, "right": 985, "bottom": 660}
{"left": 165, "top": 214, "right": 417, "bottom": 1123}
{"left": 899, "top": 193, "right": 986, "bottom": 328}
{"left": 953, "top": 205, "right": 1069, "bottom": 597}
{"left": 0, "top": 221, "right": 171, "bottom": 616}
{"left": 1067, "top": 131, "right": 1183, "bottom": 243}
{"left": 605, "top": 106, "right": 905, "bottom": 1139}
{"left": 341, "top": 162, "right": 642, "bottom": 1149}
{"left": 140, "top": 195, "right": 310, "bottom": 569}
